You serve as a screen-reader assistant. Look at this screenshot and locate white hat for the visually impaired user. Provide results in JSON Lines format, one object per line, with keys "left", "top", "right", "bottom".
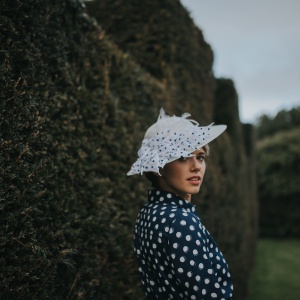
{"left": 127, "top": 108, "right": 226, "bottom": 176}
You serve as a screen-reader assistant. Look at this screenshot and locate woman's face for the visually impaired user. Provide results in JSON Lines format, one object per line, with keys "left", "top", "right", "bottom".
{"left": 158, "top": 148, "right": 206, "bottom": 201}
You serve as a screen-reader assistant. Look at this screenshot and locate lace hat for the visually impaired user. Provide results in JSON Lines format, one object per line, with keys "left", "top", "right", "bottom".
{"left": 127, "top": 108, "right": 226, "bottom": 176}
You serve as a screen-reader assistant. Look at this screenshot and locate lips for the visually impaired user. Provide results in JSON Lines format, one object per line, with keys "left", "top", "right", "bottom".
{"left": 187, "top": 176, "right": 201, "bottom": 185}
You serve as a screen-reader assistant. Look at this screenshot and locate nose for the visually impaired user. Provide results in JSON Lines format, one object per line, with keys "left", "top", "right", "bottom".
{"left": 190, "top": 156, "right": 201, "bottom": 171}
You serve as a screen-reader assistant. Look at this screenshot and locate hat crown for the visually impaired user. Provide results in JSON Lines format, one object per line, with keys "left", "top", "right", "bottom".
{"left": 145, "top": 108, "right": 196, "bottom": 139}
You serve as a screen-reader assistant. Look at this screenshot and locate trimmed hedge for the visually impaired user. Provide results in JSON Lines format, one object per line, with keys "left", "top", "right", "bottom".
{"left": 257, "top": 128, "right": 300, "bottom": 237}
{"left": 0, "top": 0, "right": 164, "bottom": 298}
{"left": 1, "top": 0, "right": 258, "bottom": 299}
{"left": 85, "top": 0, "right": 215, "bottom": 120}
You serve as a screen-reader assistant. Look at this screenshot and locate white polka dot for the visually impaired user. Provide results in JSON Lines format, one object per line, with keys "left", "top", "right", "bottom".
{"left": 185, "top": 282, "right": 189, "bottom": 288}
{"left": 193, "top": 249, "right": 198, "bottom": 256}
{"left": 186, "top": 235, "right": 192, "bottom": 241}
{"left": 189, "top": 225, "right": 195, "bottom": 231}
{"left": 190, "top": 260, "right": 195, "bottom": 266}
{"left": 207, "top": 268, "right": 213, "bottom": 274}
{"left": 199, "top": 263, "right": 204, "bottom": 270}
{"left": 191, "top": 296, "right": 196, "bottom": 300}
{"left": 215, "top": 283, "right": 220, "bottom": 288}
{"left": 202, "top": 289, "right": 207, "bottom": 295}
{"left": 187, "top": 271, "right": 192, "bottom": 277}
{"left": 176, "top": 232, "right": 182, "bottom": 238}
{"left": 150, "top": 280, "right": 155, "bottom": 286}
{"left": 211, "top": 292, "right": 217, "bottom": 298}
{"left": 183, "top": 246, "right": 189, "bottom": 252}
{"left": 167, "top": 193, "right": 172, "bottom": 198}
{"left": 180, "top": 220, "right": 186, "bottom": 226}
{"left": 180, "top": 256, "right": 186, "bottom": 262}
{"left": 193, "top": 286, "right": 199, "bottom": 291}
{"left": 173, "top": 243, "right": 178, "bottom": 249}
{"left": 205, "top": 278, "right": 210, "bottom": 284}
{"left": 178, "top": 268, "right": 184, "bottom": 273}
{"left": 161, "top": 218, "right": 166, "bottom": 223}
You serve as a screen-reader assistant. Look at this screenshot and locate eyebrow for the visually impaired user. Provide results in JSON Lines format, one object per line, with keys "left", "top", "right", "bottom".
{"left": 194, "top": 151, "right": 206, "bottom": 155}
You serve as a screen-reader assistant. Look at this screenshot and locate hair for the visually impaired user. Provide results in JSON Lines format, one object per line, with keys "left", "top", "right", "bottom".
{"left": 145, "top": 144, "right": 210, "bottom": 188}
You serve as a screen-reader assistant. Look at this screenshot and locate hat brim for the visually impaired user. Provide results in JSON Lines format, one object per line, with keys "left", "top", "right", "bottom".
{"left": 165, "top": 124, "right": 227, "bottom": 165}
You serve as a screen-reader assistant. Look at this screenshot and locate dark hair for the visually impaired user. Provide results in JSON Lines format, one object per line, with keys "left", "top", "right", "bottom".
{"left": 144, "top": 144, "right": 210, "bottom": 188}
{"left": 145, "top": 172, "right": 160, "bottom": 188}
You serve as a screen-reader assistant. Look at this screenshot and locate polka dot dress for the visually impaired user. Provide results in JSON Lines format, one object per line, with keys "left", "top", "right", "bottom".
{"left": 134, "top": 189, "right": 234, "bottom": 299}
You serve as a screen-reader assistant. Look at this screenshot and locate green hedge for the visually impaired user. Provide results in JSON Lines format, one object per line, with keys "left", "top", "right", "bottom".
{"left": 0, "top": 0, "right": 257, "bottom": 299}
{"left": 86, "top": 0, "right": 215, "bottom": 120}
{"left": 0, "top": 0, "right": 164, "bottom": 298}
{"left": 257, "top": 128, "right": 300, "bottom": 237}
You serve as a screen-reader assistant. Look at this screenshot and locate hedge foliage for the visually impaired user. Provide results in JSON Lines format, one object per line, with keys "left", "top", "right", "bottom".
{"left": 85, "top": 0, "right": 215, "bottom": 120}
{"left": 257, "top": 127, "right": 300, "bottom": 237}
{"left": 1, "top": 0, "right": 257, "bottom": 299}
{"left": 256, "top": 106, "right": 300, "bottom": 140}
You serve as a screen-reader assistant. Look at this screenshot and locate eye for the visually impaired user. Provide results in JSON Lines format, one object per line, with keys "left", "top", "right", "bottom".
{"left": 196, "top": 155, "right": 205, "bottom": 161}
{"left": 178, "top": 156, "right": 188, "bottom": 162}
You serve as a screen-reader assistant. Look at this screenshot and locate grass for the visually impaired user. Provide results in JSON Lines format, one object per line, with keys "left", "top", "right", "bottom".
{"left": 247, "top": 239, "right": 300, "bottom": 300}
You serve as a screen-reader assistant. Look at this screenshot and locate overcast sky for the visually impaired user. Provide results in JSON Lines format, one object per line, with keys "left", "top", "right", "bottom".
{"left": 180, "top": 0, "right": 300, "bottom": 123}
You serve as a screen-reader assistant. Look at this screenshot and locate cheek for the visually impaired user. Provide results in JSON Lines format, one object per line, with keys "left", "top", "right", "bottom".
{"left": 202, "top": 163, "right": 206, "bottom": 175}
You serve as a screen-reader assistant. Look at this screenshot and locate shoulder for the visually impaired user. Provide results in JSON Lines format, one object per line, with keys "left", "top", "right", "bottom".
{"left": 167, "top": 208, "right": 209, "bottom": 246}
{"left": 171, "top": 208, "right": 202, "bottom": 229}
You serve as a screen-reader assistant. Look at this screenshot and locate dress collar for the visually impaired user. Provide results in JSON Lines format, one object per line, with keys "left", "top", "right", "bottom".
{"left": 148, "top": 189, "right": 197, "bottom": 213}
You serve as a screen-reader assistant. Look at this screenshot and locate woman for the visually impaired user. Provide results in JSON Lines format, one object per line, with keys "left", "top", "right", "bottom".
{"left": 127, "top": 108, "right": 233, "bottom": 300}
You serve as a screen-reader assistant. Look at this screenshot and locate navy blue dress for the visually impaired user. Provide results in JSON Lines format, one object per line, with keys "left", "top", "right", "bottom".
{"left": 134, "top": 189, "right": 233, "bottom": 299}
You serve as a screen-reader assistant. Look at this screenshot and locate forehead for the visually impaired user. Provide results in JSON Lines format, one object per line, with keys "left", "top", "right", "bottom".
{"left": 192, "top": 148, "right": 205, "bottom": 155}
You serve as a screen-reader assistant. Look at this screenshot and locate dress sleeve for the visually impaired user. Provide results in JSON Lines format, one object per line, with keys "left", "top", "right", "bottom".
{"left": 166, "top": 211, "right": 232, "bottom": 300}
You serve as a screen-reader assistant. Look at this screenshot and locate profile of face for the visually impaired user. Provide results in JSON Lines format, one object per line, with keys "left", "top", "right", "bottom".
{"left": 158, "top": 148, "right": 206, "bottom": 201}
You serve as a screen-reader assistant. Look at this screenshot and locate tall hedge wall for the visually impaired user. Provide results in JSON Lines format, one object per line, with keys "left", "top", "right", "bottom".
{"left": 0, "top": 0, "right": 163, "bottom": 298}
{"left": 1, "top": 0, "right": 257, "bottom": 299}
{"left": 86, "top": 0, "right": 215, "bottom": 120}
{"left": 257, "top": 128, "right": 300, "bottom": 237}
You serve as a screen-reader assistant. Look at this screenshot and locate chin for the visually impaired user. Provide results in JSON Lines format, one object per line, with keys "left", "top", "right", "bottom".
{"left": 189, "top": 186, "right": 201, "bottom": 195}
